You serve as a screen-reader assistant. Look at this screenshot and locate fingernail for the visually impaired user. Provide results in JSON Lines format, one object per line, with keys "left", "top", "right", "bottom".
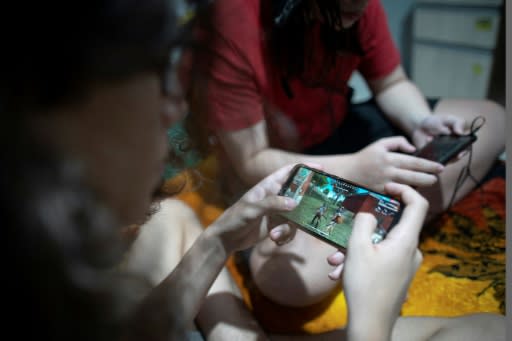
{"left": 271, "top": 228, "right": 283, "bottom": 240}
{"left": 286, "top": 198, "right": 297, "bottom": 209}
{"left": 331, "top": 252, "right": 344, "bottom": 263}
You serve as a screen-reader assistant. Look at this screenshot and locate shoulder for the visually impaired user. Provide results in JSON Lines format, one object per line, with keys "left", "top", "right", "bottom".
{"left": 363, "top": 0, "right": 385, "bottom": 17}
{"left": 207, "top": 0, "right": 265, "bottom": 71}
{"left": 211, "top": 0, "right": 262, "bottom": 41}
{"left": 358, "top": 0, "right": 387, "bottom": 30}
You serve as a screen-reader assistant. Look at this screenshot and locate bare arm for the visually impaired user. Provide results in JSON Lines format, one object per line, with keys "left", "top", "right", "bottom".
{"left": 126, "top": 166, "right": 307, "bottom": 340}
{"left": 217, "top": 121, "right": 358, "bottom": 186}
{"left": 196, "top": 266, "right": 269, "bottom": 341}
{"left": 125, "top": 228, "right": 230, "bottom": 340}
{"left": 368, "top": 65, "right": 466, "bottom": 148}
{"left": 217, "top": 120, "right": 442, "bottom": 193}
{"left": 122, "top": 199, "right": 270, "bottom": 340}
{"left": 368, "top": 65, "right": 432, "bottom": 137}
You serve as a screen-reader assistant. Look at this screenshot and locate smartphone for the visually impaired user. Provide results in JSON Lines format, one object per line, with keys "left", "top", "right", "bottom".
{"left": 278, "top": 164, "right": 403, "bottom": 251}
{"left": 413, "top": 134, "right": 477, "bottom": 165}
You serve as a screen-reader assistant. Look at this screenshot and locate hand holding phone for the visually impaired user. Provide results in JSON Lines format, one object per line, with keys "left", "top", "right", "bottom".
{"left": 278, "top": 164, "right": 404, "bottom": 251}
{"left": 413, "top": 134, "right": 477, "bottom": 165}
{"left": 341, "top": 183, "right": 426, "bottom": 338}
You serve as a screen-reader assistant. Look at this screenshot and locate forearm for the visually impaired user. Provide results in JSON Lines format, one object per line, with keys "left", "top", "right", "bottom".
{"left": 198, "top": 296, "right": 268, "bottom": 341}
{"left": 375, "top": 79, "right": 432, "bottom": 137}
{"left": 346, "top": 314, "right": 393, "bottom": 341}
{"left": 196, "top": 267, "right": 269, "bottom": 341}
{"left": 131, "top": 228, "right": 229, "bottom": 337}
{"left": 160, "top": 228, "right": 228, "bottom": 321}
{"left": 217, "top": 121, "right": 358, "bottom": 188}
{"left": 240, "top": 147, "right": 357, "bottom": 185}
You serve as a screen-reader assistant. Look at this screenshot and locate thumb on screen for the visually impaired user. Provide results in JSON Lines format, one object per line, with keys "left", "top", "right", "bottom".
{"left": 348, "top": 213, "right": 378, "bottom": 250}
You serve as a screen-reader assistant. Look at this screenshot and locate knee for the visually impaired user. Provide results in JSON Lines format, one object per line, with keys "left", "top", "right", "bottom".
{"left": 475, "top": 99, "right": 505, "bottom": 130}
{"left": 250, "top": 251, "right": 309, "bottom": 306}
{"left": 467, "top": 99, "right": 505, "bottom": 152}
{"left": 469, "top": 313, "right": 506, "bottom": 340}
{"left": 249, "top": 237, "right": 339, "bottom": 307}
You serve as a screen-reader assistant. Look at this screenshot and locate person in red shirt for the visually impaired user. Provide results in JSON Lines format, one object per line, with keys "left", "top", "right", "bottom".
{"left": 191, "top": 0, "right": 505, "bottom": 338}
{"left": 202, "top": 0, "right": 504, "bottom": 212}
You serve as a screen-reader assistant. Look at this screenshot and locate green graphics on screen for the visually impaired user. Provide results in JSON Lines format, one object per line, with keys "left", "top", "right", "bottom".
{"left": 280, "top": 165, "right": 402, "bottom": 250}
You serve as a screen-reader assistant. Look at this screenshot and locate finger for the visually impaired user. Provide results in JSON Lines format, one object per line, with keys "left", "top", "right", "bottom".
{"left": 241, "top": 195, "right": 298, "bottom": 221}
{"left": 424, "top": 117, "right": 451, "bottom": 135}
{"left": 269, "top": 222, "right": 297, "bottom": 245}
{"left": 243, "top": 168, "right": 298, "bottom": 201}
{"left": 269, "top": 212, "right": 292, "bottom": 225}
{"left": 383, "top": 183, "right": 429, "bottom": 244}
{"left": 436, "top": 122, "right": 452, "bottom": 135}
{"left": 444, "top": 116, "right": 466, "bottom": 135}
{"left": 327, "top": 251, "right": 345, "bottom": 266}
{"left": 392, "top": 154, "right": 445, "bottom": 174}
{"left": 302, "top": 162, "right": 324, "bottom": 170}
{"left": 347, "top": 213, "right": 378, "bottom": 251}
{"left": 455, "top": 149, "right": 469, "bottom": 161}
{"left": 264, "top": 163, "right": 301, "bottom": 186}
{"left": 256, "top": 163, "right": 322, "bottom": 198}
{"left": 328, "top": 263, "right": 345, "bottom": 281}
{"left": 454, "top": 121, "right": 466, "bottom": 135}
{"left": 391, "top": 168, "right": 439, "bottom": 187}
{"left": 261, "top": 195, "right": 298, "bottom": 214}
{"left": 379, "top": 136, "right": 416, "bottom": 153}
{"left": 415, "top": 133, "right": 432, "bottom": 146}
{"left": 384, "top": 183, "right": 428, "bottom": 208}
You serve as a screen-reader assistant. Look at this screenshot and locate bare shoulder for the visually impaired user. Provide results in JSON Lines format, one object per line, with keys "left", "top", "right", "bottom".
{"left": 123, "top": 198, "right": 204, "bottom": 285}
{"left": 156, "top": 198, "right": 200, "bottom": 223}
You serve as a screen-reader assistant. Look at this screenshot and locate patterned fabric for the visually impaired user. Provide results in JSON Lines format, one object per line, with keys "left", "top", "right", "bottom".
{"left": 403, "top": 177, "right": 505, "bottom": 317}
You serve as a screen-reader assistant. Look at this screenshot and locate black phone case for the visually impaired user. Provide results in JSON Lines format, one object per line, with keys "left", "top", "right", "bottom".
{"left": 413, "top": 134, "right": 477, "bottom": 165}
{"left": 278, "top": 164, "right": 403, "bottom": 251}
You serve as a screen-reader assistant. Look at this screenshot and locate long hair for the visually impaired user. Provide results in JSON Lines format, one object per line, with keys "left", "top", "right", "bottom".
{"left": 264, "top": 0, "right": 363, "bottom": 97}
{"left": 182, "top": 3, "right": 217, "bottom": 161}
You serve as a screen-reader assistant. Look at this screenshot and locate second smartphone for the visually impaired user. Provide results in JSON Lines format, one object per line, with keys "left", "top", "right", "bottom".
{"left": 413, "top": 134, "right": 477, "bottom": 165}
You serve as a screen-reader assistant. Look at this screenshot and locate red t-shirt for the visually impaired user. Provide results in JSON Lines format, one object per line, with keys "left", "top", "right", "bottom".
{"left": 206, "top": 0, "right": 400, "bottom": 149}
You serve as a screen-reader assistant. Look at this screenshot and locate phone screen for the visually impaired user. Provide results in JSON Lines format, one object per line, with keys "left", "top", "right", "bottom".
{"left": 414, "top": 134, "right": 477, "bottom": 165}
{"left": 279, "top": 165, "right": 403, "bottom": 251}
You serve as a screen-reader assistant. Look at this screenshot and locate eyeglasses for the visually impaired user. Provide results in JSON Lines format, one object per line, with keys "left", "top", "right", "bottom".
{"left": 159, "top": 48, "right": 184, "bottom": 99}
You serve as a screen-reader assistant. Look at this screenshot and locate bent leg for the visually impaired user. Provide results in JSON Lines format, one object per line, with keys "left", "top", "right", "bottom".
{"left": 250, "top": 229, "right": 340, "bottom": 307}
{"left": 123, "top": 198, "right": 203, "bottom": 286}
{"left": 392, "top": 313, "right": 505, "bottom": 341}
{"left": 124, "top": 198, "right": 268, "bottom": 339}
{"left": 419, "top": 98, "right": 505, "bottom": 218}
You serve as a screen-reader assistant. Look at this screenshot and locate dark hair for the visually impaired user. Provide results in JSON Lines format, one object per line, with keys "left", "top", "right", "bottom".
{"left": 0, "top": 0, "right": 184, "bottom": 116}
{"left": 264, "top": 0, "right": 363, "bottom": 97}
{"left": 0, "top": 1, "right": 202, "bottom": 339}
